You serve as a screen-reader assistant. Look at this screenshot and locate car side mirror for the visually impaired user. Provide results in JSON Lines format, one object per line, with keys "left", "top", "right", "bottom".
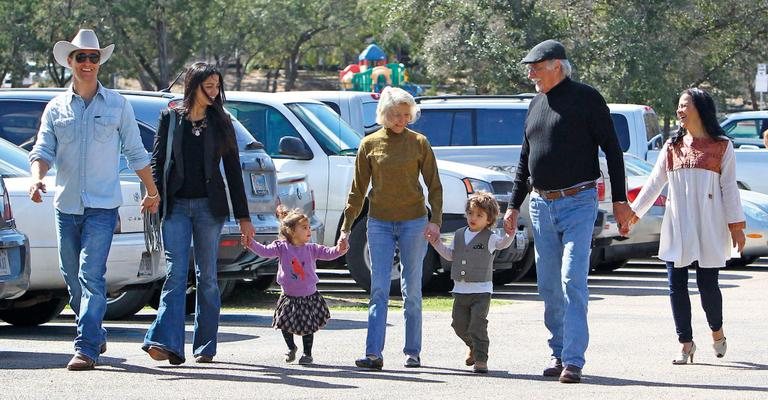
{"left": 278, "top": 136, "right": 312, "bottom": 160}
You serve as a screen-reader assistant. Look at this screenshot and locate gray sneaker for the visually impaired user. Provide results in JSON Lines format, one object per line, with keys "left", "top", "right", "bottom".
{"left": 404, "top": 355, "right": 421, "bottom": 368}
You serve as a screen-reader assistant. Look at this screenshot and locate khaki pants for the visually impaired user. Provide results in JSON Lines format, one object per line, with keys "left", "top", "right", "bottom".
{"left": 451, "top": 293, "right": 491, "bottom": 362}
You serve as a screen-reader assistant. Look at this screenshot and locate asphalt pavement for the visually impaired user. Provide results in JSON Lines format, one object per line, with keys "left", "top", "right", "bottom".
{"left": 2, "top": 258, "right": 767, "bottom": 399}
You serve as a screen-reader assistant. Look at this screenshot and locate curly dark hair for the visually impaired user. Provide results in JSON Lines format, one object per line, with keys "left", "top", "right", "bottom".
{"left": 465, "top": 191, "right": 500, "bottom": 229}
{"left": 670, "top": 87, "right": 728, "bottom": 144}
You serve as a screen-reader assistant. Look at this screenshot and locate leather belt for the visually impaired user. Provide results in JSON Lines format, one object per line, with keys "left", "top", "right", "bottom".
{"left": 534, "top": 181, "right": 597, "bottom": 200}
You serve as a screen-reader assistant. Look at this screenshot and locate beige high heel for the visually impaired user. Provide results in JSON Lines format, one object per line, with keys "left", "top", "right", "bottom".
{"left": 672, "top": 342, "right": 696, "bottom": 365}
{"left": 713, "top": 337, "right": 727, "bottom": 358}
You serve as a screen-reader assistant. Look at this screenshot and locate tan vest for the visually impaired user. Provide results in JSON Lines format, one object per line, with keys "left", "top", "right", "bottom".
{"left": 450, "top": 227, "right": 494, "bottom": 282}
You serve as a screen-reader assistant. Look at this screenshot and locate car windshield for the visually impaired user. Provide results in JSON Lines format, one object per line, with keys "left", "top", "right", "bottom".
{"left": 0, "top": 137, "right": 33, "bottom": 177}
{"left": 286, "top": 102, "right": 361, "bottom": 155}
{"left": 623, "top": 155, "right": 654, "bottom": 176}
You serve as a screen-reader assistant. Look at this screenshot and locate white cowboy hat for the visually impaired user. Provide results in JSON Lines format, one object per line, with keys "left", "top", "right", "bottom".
{"left": 52, "top": 29, "right": 115, "bottom": 68}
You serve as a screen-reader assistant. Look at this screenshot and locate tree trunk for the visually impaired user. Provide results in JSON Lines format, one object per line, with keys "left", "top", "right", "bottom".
{"left": 156, "top": 16, "right": 170, "bottom": 91}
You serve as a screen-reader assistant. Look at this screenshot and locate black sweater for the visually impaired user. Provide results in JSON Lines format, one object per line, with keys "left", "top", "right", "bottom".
{"left": 509, "top": 78, "right": 627, "bottom": 210}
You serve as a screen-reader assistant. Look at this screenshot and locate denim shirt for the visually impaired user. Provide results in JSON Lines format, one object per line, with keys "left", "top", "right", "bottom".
{"left": 29, "top": 83, "right": 150, "bottom": 214}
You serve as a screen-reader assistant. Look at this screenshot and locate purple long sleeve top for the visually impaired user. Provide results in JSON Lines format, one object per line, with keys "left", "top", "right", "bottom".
{"left": 247, "top": 240, "right": 343, "bottom": 296}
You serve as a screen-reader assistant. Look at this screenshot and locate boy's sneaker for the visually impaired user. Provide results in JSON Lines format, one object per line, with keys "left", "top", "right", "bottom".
{"left": 404, "top": 355, "right": 421, "bottom": 368}
{"left": 473, "top": 361, "right": 488, "bottom": 373}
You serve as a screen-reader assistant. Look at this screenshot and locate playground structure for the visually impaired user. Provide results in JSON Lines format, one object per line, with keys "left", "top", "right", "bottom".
{"left": 339, "top": 43, "right": 422, "bottom": 96}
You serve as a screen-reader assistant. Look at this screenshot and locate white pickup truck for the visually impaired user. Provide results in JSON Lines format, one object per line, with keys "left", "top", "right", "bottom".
{"left": 223, "top": 91, "right": 526, "bottom": 291}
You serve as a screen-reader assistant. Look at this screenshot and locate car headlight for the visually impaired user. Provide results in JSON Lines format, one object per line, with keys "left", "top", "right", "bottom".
{"left": 461, "top": 178, "right": 493, "bottom": 195}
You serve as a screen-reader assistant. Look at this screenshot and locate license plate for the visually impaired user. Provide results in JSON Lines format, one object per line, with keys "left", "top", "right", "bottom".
{"left": 0, "top": 249, "right": 11, "bottom": 276}
{"left": 250, "top": 173, "right": 269, "bottom": 196}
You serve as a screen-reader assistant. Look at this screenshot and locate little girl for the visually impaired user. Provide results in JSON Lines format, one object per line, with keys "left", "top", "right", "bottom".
{"left": 246, "top": 206, "right": 348, "bottom": 365}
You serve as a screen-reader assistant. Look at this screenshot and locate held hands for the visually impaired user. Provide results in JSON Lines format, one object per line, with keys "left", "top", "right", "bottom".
{"left": 337, "top": 235, "right": 349, "bottom": 254}
{"left": 731, "top": 229, "right": 746, "bottom": 253}
{"left": 423, "top": 222, "right": 440, "bottom": 243}
{"left": 503, "top": 209, "right": 519, "bottom": 235}
{"left": 239, "top": 220, "right": 256, "bottom": 247}
{"left": 28, "top": 180, "right": 46, "bottom": 203}
{"left": 613, "top": 202, "right": 634, "bottom": 237}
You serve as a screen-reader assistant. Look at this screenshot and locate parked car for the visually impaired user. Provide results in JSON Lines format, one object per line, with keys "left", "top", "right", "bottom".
{"left": 0, "top": 88, "right": 287, "bottom": 322}
{"left": 222, "top": 91, "right": 526, "bottom": 292}
{"left": 719, "top": 110, "right": 768, "bottom": 149}
{"left": 0, "top": 175, "right": 30, "bottom": 302}
{"left": 733, "top": 189, "right": 768, "bottom": 267}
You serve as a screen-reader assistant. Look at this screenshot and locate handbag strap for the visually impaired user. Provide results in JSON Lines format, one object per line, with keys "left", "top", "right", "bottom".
{"left": 162, "top": 110, "right": 176, "bottom": 219}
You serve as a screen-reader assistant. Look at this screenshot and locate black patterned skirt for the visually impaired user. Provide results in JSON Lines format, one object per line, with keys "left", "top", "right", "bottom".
{"left": 272, "top": 291, "right": 331, "bottom": 335}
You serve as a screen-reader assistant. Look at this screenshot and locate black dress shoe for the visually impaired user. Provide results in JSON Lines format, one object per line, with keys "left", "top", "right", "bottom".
{"left": 559, "top": 365, "right": 582, "bottom": 383}
{"left": 355, "top": 356, "right": 383, "bottom": 370}
{"left": 543, "top": 357, "right": 563, "bottom": 377}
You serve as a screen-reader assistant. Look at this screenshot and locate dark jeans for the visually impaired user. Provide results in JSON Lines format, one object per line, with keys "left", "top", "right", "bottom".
{"left": 451, "top": 292, "right": 491, "bottom": 362}
{"left": 666, "top": 261, "right": 723, "bottom": 343}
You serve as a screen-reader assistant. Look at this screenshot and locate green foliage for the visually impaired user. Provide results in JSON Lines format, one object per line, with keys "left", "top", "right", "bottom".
{"left": 2, "top": 0, "right": 766, "bottom": 114}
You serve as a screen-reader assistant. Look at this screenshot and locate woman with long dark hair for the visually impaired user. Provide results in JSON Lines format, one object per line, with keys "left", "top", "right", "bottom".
{"left": 142, "top": 62, "right": 255, "bottom": 364}
{"left": 628, "top": 87, "right": 746, "bottom": 365}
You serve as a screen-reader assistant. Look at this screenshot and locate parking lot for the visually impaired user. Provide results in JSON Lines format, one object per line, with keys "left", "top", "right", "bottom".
{"left": 2, "top": 258, "right": 767, "bottom": 399}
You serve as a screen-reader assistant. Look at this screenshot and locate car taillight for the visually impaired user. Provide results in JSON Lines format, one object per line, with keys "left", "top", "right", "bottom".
{"left": 220, "top": 239, "right": 240, "bottom": 247}
{"left": 596, "top": 178, "right": 605, "bottom": 202}
{"left": 2, "top": 190, "right": 12, "bottom": 222}
{"left": 626, "top": 187, "right": 666, "bottom": 207}
{"left": 168, "top": 100, "right": 180, "bottom": 108}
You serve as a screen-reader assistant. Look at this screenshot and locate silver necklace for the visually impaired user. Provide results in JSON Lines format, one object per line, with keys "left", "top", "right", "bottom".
{"left": 191, "top": 117, "right": 207, "bottom": 136}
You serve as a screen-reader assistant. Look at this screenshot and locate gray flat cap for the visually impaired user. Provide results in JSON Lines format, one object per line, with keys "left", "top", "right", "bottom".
{"left": 521, "top": 39, "right": 567, "bottom": 64}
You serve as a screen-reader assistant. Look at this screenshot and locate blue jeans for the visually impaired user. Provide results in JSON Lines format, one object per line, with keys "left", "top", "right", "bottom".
{"left": 55, "top": 207, "right": 118, "bottom": 361}
{"left": 530, "top": 188, "right": 597, "bottom": 369}
{"left": 365, "top": 216, "right": 427, "bottom": 359}
{"left": 143, "top": 198, "right": 225, "bottom": 361}
{"left": 666, "top": 261, "right": 723, "bottom": 343}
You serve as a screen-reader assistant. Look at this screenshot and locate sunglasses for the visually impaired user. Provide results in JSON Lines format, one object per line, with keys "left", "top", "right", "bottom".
{"left": 73, "top": 52, "right": 101, "bottom": 64}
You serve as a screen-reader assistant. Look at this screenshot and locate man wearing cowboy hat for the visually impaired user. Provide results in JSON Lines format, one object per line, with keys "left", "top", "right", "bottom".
{"left": 28, "top": 28, "right": 160, "bottom": 371}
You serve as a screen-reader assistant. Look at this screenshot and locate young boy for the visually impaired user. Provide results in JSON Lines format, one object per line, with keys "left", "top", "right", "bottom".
{"left": 427, "top": 191, "right": 514, "bottom": 373}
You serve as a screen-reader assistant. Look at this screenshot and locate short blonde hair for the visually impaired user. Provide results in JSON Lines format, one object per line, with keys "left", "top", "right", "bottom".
{"left": 465, "top": 191, "right": 500, "bottom": 229}
{"left": 275, "top": 205, "right": 308, "bottom": 245}
{"left": 375, "top": 86, "right": 420, "bottom": 127}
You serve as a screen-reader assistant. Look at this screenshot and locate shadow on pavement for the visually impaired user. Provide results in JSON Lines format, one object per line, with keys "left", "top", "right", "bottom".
{"left": 0, "top": 324, "right": 257, "bottom": 344}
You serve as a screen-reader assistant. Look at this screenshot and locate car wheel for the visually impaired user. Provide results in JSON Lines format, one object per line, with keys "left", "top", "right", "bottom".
{"left": 725, "top": 255, "right": 759, "bottom": 268}
{"left": 0, "top": 296, "right": 68, "bottom": 326}
{"left": 104, "top": 288, "right": 155, "bottom": 320}
{"left": 492, "top": 247, "right": 536, "bottom": 285}
{"left": 248, "top": 275, "right": 276, "bottom": 291}
{"left": 346, "top": 216, "right": 434, "bottom": 295}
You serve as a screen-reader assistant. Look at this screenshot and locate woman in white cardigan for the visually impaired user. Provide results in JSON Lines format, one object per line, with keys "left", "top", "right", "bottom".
{"left": 628, "top": 88, "right": 746, "bottom": 365}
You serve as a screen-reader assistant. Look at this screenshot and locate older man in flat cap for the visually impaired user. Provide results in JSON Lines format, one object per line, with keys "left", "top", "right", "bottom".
{"left": 28, "top": 29, "right": 160, "bottom": 371}
{"left": 503, "top": 39, "right": 631, "bottom": 383}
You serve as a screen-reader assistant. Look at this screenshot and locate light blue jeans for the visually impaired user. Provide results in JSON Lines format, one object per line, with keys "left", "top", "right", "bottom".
{"left": 55, "top": 207, "right": 118, "bottom": 361}
{"left": 365, "top": 216, "right": 427, "bottom": 359}
{"left": 530, "top": 188, "right": 597, "bottom": 369}
{"left": 143, "top": 198, "right": 225, "bottom": 362}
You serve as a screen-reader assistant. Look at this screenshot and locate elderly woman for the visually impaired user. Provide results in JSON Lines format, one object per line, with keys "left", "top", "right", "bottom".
{"left": 340, "top": 86, "right": 443, "bottom": 370}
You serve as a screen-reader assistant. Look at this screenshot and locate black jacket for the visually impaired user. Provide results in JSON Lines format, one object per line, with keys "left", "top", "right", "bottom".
{"left": 151, "top": 107, "right": 249, "bottom": 220}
